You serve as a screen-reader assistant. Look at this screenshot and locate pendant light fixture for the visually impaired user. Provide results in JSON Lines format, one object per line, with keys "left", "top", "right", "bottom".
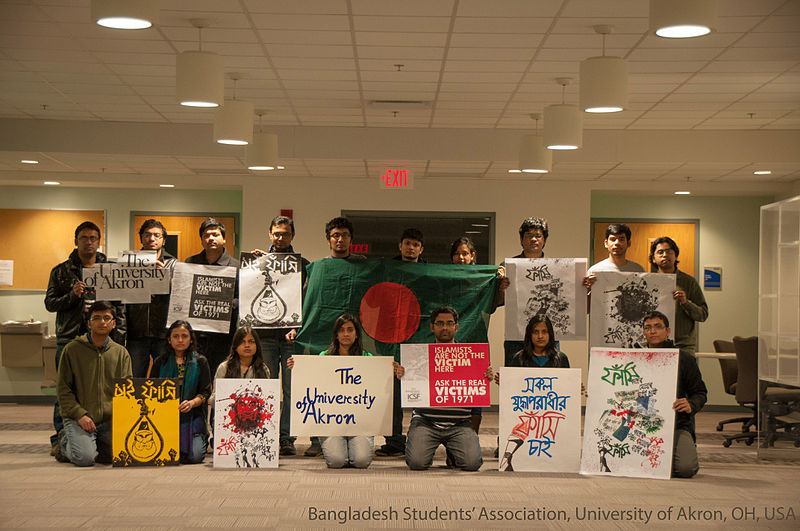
{"left": 544, "top": 78, "right": 582, "bottom": 150}
{"left": 92, "top": 0, "right": 157, "bottom": 30}
{"left": 580, "top": 25, "right": 627, "bottom": 113}
{"left": 214, "top": 74, "right": 253, "bottom": 146}
{"left": 519, "top": 113, "right": 552, "bottom": 174}
{"left": 176, "top": 19, "right": 224, "bottom": 108}
{"left": 650, "top": 0, "right": 717, "bottom": 39}
{"left": 246, "top": 112, "right": 279, "bottom": 171}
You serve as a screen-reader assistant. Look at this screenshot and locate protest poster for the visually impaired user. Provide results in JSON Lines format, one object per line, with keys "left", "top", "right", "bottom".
{"left": 400, "top": 343, "right": 490, "bottom": 408}
{"left": 213, "top": 378, "right": 280, "bottom": 468}
{"left": 238, "top": 252, "right": 302, "bottom": 328}
{"left": 118, "top": 250, "right": 158, "bottom": 266}
{"left": 112, "top": 378, "right": 179, "bottom": 467}
{"left": 498, "top": 368, "right": 581, "bottom": 472}
{"left": 290, "top": 356, "right": 393, "bottom": 436}
{"left": 167, "top": 262, "right": 237, "bottom": 333}
{"left": 504, "top": 258, "right": 587, "bottom": 341}
{"left": 580, "top": 348, "right": 678, "bottom": 479}
{"left": 83, "top": 260, "right": 171, "bottom": 304}
{"left": 589, "top": 272, "right": 675, "bottom": 348}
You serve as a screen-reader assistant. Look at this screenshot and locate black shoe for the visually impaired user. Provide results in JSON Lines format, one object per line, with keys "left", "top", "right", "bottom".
{"left": 375, "top": 444, "right": 404, "bottom": 457}
{"left": 53, "top": 430, "right": 69, "bottom": 463}
{"left": 304, "top": 441, "right": 322, "bottom": 457}
{"left": 445, "top": 451, "right": 455, "bottom": 468}
{"left": 280, "top": 439, "right": 296, "bottom": 456}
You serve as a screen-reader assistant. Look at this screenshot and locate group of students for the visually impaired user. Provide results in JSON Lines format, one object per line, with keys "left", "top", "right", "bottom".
{"left": 50, "top": 215, "right": 707, "bottom": 478}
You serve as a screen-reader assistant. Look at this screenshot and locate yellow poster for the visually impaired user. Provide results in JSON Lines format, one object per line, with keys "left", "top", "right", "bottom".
{"left": 112, "top": 378, "right": 180, "bottom": 467}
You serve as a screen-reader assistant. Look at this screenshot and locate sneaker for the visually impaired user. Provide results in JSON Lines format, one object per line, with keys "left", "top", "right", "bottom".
{"left": 304, "top": 441, "right": 322, "bottom": 457}
{"left": 375, "top": 444, "right": 404, "bottom": 457}
{"left": 279, "top": 439, "right": 296, "bottom": 456}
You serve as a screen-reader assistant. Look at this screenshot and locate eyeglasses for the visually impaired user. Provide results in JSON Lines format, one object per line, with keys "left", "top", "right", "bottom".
{"left": 78, "top": 236, "right": 100, "bottom": 243}
{"left": 329, "top": 232, "right": 351, "bottom": 240}
{"left": 643, "top": 324, "right": 665, "bottom": 331}
{"left": 89, "top": 315, "right": 114, "bottom": 322}
{"left": 270, "top": 232, "right": 292, "bottom": 239}
{"left": 433, "top": 321, "right": 456, "bottom": 328}
{"left": 143, "top": 232, "right": 164, "bottom": 240}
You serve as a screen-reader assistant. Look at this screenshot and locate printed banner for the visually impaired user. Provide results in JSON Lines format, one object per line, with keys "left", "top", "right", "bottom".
{"left": 118, "top": 250, "right": 158, "bottom": 266}
{"left": 505, "top": 258, "right": 587, "bottom": 341}
{"left": 112, "top": 378, "right": 179, "bottom": 467}
{"left": 213, "top": 378, "right": 280, "bottom": 468}
{"left": 580, "top": 348, "right": 679, "bottom": 479}
{"left": 498, "top": 368, "right": 581, "bottom": 472}
{"left": 400, "top": 343, "right": 490, "bottom": 408}
{"left": 83, "top": 262, "right": 171, "bottom": 304}
{"left": 167, "top": 262, "right": 237, "bottom": 333}
{"left": 238, "top": 252, "right": 302, "bottom": 328}
{"left": 290, "top": 356, "right": 393, "bottom": 436}
{"left": 589, "top": 272, "right": 675, "bottom": 348}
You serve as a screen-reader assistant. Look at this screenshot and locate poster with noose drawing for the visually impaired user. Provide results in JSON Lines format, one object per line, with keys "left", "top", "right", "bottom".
{"left": 238, "top": 252, "right": 302, "bottom": 328}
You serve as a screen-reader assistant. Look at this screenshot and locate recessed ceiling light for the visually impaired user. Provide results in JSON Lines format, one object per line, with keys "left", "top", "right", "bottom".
{"left": 21, "top": 159, "right": 39, "bottom": 164}
{"left": 753, "top": 170, "right": 771, "bottom": 175}
{"left": 159, "top": 184, "right": 175, "bottom": 188}
{"left": 674, "top": 191, "right": 691, "bottom": 195}
{"left": 43, "top": 181, "right": 60, "bottom": 185}
{"left": 508, "top": 169, "right": 522, "bottom": 173}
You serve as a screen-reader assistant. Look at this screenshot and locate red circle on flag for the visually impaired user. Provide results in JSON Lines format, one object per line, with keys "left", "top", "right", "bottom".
{"left": 359, "top": 282, "right": 421, "bottom": 344}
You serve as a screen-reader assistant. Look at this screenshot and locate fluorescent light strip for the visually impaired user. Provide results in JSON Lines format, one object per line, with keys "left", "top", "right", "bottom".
{"left": 43, "top": 181, "right": 60, "bottom": 185}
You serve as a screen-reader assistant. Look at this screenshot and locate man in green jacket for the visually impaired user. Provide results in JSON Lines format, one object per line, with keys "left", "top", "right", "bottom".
{"left": 56, "top": 301, "right": 132, "bottom": 466}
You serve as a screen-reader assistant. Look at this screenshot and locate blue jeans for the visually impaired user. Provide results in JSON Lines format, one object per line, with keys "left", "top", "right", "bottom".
{"left": 260, "top": 334, "right": 295, "bottom": 443}
{"left": 321, "top": 436, "right": 374, "bottom": 468}
{"left": 405, "top": 417, "right": 482, "bottom": 471}
{"left": 126, "top": 336, "right": 164, "bottom": 378}
{"left": 51, "top": 344, "right": 66, "bottom": 446}
{"left": 182, "top": 432, "right": 208, "bottom": 464}
{"left": 60, "top": 417, "right": 112, "bottom": 467}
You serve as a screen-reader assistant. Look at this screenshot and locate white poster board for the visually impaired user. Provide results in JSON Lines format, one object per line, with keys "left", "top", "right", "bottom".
{"left": 83, "top": 262, "right": 171, "bottom": 304}
{"left": 238, "top": 252, "right": 302, "bottom": 329}
{"left": 213, "top": 378, "right": 280, "bottom": 469}
{"left": 290, "top": 356, "right": 393, "bottom": 436}
{"left": 580, "top": 348, "right": 679, "bottom": 480}
{"left": 0, "top": 260, "right": 12, "bottom": 286}
{"left": 589, "top": 272, "right": 675, "bottom": 348}
{"left": 505, "top": 258, "right": 587, "bottom": 341}
{"left": 167, "top": 262, "right": 237, "bottom": 333}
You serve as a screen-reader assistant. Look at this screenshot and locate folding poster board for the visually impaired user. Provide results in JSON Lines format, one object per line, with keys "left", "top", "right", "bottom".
{"left": 213, "top": 378, "right": 280, "bottom": 469}
{"left": 580, "top": 348, "right": 679, "bottom": 479}
{"left": 238, "top": 252, "right": 302, "bottom": 328}
{"left": 589, "top": 272, "right": 675, "bottom": 348}
{"left": 498, "top": 368, "right": 581, "bottom": 472}
{"left": 112, "top": 378, "right": 179, "bottom": 467}
{"left": 505, "top": 258, "right": 587, "bottom": 341}
{"left": 290, "top": 356, "right": 393, "bottom": 436}
{"left": 400, "top": 343, "right": 490, "bottom": 408}
{"left": 167, "top": 262, "right": 237, "bottom": 333}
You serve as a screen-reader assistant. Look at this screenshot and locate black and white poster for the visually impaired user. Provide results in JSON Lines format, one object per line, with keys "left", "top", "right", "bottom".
{"left": 167, "top": 262, "right": 237, "bottom": 333}
{"left": 238, "top": 252, "right": 302, "bottom": 328}
{"left": 589, "top": 272, "right": 675, "bottom": 348}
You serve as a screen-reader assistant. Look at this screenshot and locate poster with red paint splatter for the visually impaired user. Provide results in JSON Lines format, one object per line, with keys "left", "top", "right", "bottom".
{"left": 213, "top": 378, "right": 279, "bottom": 468}
{"left": 580, "top": 348, "right": 678, "bottom": 480}
{"left": 400, "top": 343, "right": 490, "bottom": 408}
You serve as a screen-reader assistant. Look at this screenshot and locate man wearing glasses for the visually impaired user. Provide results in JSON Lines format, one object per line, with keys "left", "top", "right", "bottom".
{"left": 45, "top": 221, "right": 125, "bottom": 457}
{"left": 126, "top": 219, "right": 177, "bottom": 377}
{"left": 324, "top": 216, "right": 365, "bottom": 261}
{"left": 54, "top": 301, "right": 132, "bottom": 466}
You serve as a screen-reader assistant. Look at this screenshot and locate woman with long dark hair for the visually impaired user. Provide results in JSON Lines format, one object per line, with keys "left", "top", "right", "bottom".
{"left": 148, "top": 320, "right": 212, "bottom": 463}
{"left": 216, "top": 326, "right": 271, "bottom": 380}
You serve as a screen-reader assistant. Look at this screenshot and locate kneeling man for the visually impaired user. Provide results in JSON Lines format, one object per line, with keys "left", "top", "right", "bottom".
{"left": 56, "top": 301, "right": 132, "bottom": 466}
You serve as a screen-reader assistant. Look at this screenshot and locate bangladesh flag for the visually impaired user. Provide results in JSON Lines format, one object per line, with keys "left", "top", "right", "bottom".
{"left": 294, "top": 258, "right": 499, "bottom": 359}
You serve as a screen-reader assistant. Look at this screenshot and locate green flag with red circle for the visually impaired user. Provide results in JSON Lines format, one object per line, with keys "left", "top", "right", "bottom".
{"left": 294, "top": 258, "right": 499, "bottom": 359}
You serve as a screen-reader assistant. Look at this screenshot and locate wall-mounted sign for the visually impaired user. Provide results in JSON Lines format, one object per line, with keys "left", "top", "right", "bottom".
{"left": 350, "top": 243, "right": 369, "bottom": 254}
{"left": 704, "top": 266, "right": 722, "bottom": 290}
{"left": 380, "top": 169, "right": 414, "bottom": 190}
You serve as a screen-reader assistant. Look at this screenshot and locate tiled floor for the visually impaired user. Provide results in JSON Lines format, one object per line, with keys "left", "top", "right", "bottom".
{"left": 0, "top": 404, "right": 798, "bottom": 529}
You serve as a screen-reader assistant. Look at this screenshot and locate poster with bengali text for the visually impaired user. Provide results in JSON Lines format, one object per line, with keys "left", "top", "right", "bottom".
{"left": 238, "top": 252, "right": 302, "bottom": 328}
{"left": 400, "top": 343, "right": 490, "bottom": 408}
{"left": 167, "top": 262, "right": 237, "bottom": 333}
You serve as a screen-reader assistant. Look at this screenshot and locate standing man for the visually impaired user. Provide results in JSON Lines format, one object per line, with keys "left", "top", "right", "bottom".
{"left": 254, "top": 215, "right": 310, "bottom": 457}
{"left": 393, "top": 228, "right": 425, "bottom": 262}
{"left": 324, "top": 216, "right": 366, "bottom": 261}
{"left": 126, "top": 219, "right": 177, "bottom": 377}
{"left": 185, "top": 218, "right": 239, "bottom": 373}
{"left": 45, "top": 221, "right": 124, "bottom": 455}
{"left": 649, "top": 237, "right": 709, "bottom": 355}
{"left": 583, "top": 223, "right": 644, "bottom": 291}
{"left": 641, "top": 311, "right": 707, "bottom": 478}
{"left": 396, "top": 306, "right": 487, "bottom": 471}
{"left": 54, "top": 301, "right": 132, "bottom": 466}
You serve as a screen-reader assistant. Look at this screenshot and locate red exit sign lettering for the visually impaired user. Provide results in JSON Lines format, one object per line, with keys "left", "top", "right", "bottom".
{"left": 380, "top": 169, "right": 414, "bottom": 190}
{"left": 350, "top": 243, "right": 369, "bottom": 254}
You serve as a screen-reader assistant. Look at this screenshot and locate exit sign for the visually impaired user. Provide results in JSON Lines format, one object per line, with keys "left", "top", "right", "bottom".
{"left": 380, "top": 169, "right": 414, "bottom": 189}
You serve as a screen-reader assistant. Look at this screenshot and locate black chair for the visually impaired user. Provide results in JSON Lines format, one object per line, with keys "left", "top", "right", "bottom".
{"left": 713, "top": 339, "right": 755, "bottom": 433}
{"left": 722, "top": 336, "right": 758, "bottom": 447}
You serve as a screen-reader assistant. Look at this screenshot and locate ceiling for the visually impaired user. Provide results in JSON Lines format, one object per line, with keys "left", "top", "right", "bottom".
{"left": 0, "top": 0, "right": 799, "bottom": 190}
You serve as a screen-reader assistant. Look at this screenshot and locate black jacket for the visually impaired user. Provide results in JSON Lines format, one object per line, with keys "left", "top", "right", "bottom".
{"left": 652, "top": 339, "right": 708, "bottom": 438}
{"left": 126, "top": 250, "right": 177, "bottom": 339}
{"left": 44, "top": 249, "right": 126, "bottom": 345}
{"left": 510, "top": 348, "right": 570, "bottom": 368}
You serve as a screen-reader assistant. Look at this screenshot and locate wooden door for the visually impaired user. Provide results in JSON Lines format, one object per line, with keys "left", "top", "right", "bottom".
{"left": 132, "top": 215, "right": 236, "bottom": 262}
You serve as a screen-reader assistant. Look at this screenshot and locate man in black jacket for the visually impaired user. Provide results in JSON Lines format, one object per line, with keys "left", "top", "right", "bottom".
{"left": 44, "top": 221, "right": 126, "bottom": 453}
{"left": 126, "top": 219, "right": 177, "bottom": 377}
{"left": 641, "top": 311, "right": 707, "bottom": 478}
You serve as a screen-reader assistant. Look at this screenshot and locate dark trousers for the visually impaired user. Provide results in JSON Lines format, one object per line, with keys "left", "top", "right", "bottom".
{"left": 51, "top": 344, "right": 66, "bottom": 446}
{"left": 260, "top": 335, "right": 294, "bottom": 443}
{"left": 384, "top": 377, "right": 406, "bottom": 450}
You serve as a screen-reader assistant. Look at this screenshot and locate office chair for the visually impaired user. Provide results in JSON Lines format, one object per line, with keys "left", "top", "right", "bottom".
{"left": 713, "top": 339, "right": 755, "bottom": 433}
{"left": 722, "top": 336, "right": 758, "bottom": 447}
